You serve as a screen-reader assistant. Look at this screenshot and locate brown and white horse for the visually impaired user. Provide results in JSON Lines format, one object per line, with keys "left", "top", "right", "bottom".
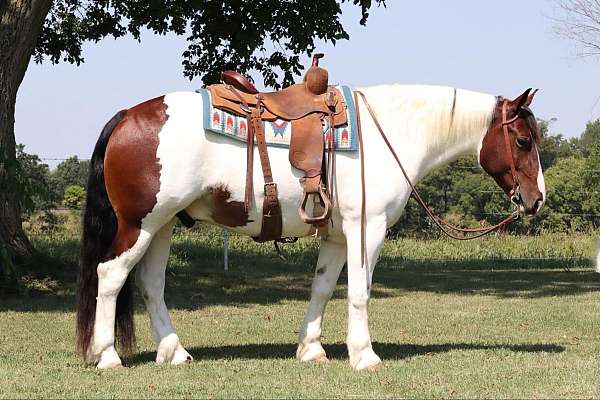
{"left": 76, "top": 84, "right": 545, "bottom": 370}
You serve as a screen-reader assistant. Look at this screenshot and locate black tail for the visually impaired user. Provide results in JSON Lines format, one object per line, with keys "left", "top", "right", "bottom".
{"left": 76, "top": 110, "right": 135, "bottom": 358}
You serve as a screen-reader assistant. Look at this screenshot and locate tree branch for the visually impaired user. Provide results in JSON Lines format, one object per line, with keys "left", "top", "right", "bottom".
{"left": 554, "top": 0, "right": 600, "bottom": 57}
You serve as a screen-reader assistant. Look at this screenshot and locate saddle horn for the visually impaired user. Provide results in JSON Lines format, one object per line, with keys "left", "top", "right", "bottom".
{"left": 305, "top": 53, "right": 328, "bottom": 95}
{"left": 312, "top": 53, "right": 325, "bottom": 66}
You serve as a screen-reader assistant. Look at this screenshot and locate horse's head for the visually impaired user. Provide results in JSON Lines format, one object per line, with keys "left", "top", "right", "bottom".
{"left": 479, "top": 88, "right": 545, "bottom": 216}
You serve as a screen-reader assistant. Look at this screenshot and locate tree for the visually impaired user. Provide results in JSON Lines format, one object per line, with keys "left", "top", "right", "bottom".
{"left": 0, "top": 0, "right": 53, "bottom": 272}
{"left": 540, "top": 157, "right": 600, "bottom": 231}
{"left": 577, "top": 119, "right": 600, "bottom": 154}
{"left": 50, "top": 156, "right": 89, "bottom": 201}
{"left": 15, "top": 144, "right": 53, "bottom": 215}
{"left": 62, "top": 184, "right": 86, "bottom": 209}
{"left": 536, "top": 119, "right": 580, "bottom": 170}
{"left": 1, "top": 144, "right": 51, "bottom": 291}
{"left": 554, "top": 0, "right": 600, "bottom": 56}
{"left": 0, "top": 0, "right": 383, "bottom": 276}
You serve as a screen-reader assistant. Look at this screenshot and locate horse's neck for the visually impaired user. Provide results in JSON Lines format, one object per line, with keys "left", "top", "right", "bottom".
{"left": 361, "top": 84, "right": 496, "bottom": 181}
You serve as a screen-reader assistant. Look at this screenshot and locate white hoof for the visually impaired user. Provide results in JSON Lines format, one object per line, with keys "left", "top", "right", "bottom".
{"left": 352, "top": 349, "right": 382, "bottom": 371}
{"left": 297, "top": 342, "right": 328, "bottom": 363}
{"left": 156, "top": 333, "right": 192, "bottom": 365}
{"left": 595, "top": 251, "right": 600, "bottom": 273}
{"left": 171, "top": 344, "right": 193, "bottom": 365}
{"left": 96, "top": 346, "right": 122, "bottom": 369}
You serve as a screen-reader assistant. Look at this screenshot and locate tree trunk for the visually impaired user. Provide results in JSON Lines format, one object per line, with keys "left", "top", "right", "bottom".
{"left": 0, "top": 0, "right": 53, "bottom": 277}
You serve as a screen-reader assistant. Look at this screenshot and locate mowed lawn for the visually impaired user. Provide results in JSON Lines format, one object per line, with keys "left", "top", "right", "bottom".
{"left": 1, "top": 228, "right": 600, "bottom": 398}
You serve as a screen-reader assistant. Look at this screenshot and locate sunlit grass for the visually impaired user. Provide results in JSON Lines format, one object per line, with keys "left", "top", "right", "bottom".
{"left": 1, "top": 227, "right": 599, "bottom": 398}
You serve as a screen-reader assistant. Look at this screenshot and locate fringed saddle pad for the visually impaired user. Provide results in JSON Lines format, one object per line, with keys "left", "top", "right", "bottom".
{"left": 198, "top": 86, "right": 358, "bottom": 151}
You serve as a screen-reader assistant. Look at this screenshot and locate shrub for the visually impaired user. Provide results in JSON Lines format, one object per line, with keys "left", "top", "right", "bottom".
{"left": 62, "top": 185, "right": 86, "bottom": 210}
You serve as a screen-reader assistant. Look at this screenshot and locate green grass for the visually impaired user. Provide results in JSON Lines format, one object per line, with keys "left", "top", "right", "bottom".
{"left": 1, "top": 228, "right": 599, "bottom": 398}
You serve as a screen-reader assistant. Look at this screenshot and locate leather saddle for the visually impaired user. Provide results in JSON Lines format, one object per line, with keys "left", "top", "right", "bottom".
{"left": 207, "top": 54, "right": 347, "bottom": 242}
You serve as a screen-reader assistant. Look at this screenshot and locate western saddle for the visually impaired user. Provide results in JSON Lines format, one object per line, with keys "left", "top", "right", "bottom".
{"left": 207, "top": 54, "right": 348, "bottom": 242}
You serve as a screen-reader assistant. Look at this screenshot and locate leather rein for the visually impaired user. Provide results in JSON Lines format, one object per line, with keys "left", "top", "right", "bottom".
{"left": 353, "top": 91, "right": 523, "bottom": 261}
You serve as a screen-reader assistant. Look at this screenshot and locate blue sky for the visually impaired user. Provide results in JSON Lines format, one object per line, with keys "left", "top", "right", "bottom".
{"left": 15, "top": 0, "right": 600, "bottom": 167}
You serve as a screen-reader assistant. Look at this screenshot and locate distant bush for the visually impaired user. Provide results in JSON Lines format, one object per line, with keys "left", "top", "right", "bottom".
{"left": 62, "top": 185, "right": 86, "bottom": 210}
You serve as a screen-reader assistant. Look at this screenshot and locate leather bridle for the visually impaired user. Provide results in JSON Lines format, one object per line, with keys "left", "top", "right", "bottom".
{"left": 501, "top": 99, "right": 522, "bottom": 205}
{"left": 354, "top": 91, "right": 525, "bottom": 268}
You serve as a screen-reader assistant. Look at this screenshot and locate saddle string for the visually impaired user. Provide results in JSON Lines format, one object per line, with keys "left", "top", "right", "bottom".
{"left": 353, "top": 90, "right": 519, "bottom": 244}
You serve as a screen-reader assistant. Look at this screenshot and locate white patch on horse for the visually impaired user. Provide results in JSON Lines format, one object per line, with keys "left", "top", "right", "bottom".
{"left": 536, "top": 149, "right": 546, "bottom": 209}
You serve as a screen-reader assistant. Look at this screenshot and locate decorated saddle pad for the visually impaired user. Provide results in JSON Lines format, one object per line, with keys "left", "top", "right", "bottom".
{"left": 198, "top": 85, "right": 358, "bottom": 151}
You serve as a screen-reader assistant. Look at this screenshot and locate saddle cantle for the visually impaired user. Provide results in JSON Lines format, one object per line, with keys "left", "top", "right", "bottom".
{"left": 208, "top": 54, "right": 348, "bottom": 242}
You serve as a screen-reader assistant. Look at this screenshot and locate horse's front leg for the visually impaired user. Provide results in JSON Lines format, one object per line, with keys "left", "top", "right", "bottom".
{"left": 297, "top": 239, "right": 347, "bottom": 362}
{"left": 596, "top": 248, "right": 600, "bottom": 273}
{"left": 343, "top": 217, "right": 386, "bottom": 370}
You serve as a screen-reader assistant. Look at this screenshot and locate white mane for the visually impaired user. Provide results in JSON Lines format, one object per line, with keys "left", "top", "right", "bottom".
{"left": 358, "top": 84, "right": 497, "bottom": 169}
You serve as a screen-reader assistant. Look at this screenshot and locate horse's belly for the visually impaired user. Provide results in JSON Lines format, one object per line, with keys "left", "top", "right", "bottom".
{"left": 157, "top": 92, "right": 317, "bottom": 237}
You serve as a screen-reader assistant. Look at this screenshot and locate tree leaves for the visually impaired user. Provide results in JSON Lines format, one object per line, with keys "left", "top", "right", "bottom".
{"left": 34, "top": 0, "right": 384, "bottom": 88}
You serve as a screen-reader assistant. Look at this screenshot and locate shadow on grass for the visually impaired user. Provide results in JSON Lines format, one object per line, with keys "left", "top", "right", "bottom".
{"left": 374, "top": 266, "right": 600, "bottom": 299}
{"left": 124, "top": 341, "right": 564, "bottom": 366}
{"left": 1, "top": 234, "right": 598, "bottom": 312}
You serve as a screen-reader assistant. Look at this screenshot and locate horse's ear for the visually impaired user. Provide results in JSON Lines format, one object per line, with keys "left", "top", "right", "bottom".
{"left": 525, "top": 88, "right": 538, "bottom": 107}
{"left": 511, "top": 88, "right": 532, "bottom": 110}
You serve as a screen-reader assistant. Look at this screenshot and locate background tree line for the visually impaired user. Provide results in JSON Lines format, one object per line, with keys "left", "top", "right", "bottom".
{"left": 16, "top": 118, "right": 600, "bottom": 237}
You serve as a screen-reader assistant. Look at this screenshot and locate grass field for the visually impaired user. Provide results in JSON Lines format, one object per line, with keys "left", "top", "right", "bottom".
{"left": 1, "top": 227, "right": 599, "bottom": 398}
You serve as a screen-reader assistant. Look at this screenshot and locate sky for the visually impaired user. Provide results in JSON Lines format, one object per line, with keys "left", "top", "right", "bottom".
{"left": 15, "top": 0, "right": 600, "bottom": 168}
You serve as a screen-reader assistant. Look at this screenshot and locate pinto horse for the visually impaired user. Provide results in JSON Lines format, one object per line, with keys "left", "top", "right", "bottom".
{"left": 76, "top": 84, "right": 545, "bottom": 370}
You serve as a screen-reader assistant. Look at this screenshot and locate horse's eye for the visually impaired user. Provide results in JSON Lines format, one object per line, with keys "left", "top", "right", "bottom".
{"left": 516, "top": 136, "right": 531, "bottom": 149}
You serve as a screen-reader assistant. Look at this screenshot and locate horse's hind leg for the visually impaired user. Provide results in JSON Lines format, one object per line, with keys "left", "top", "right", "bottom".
{"left": 135, "top": 219, "right": 193, "bottom": 365}
{"left": 297, "top": 239, "right": 347, "bottom": 362}
{"left": 92, "top": 220, "right": 155, "bottom": 369}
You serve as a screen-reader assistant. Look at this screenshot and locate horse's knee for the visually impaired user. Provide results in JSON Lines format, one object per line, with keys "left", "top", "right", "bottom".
{"left": 312, "top": 277, "right": 335, "bottom": 303}
{"left": 348, "top": 289, "right": 369, "bottom": 310}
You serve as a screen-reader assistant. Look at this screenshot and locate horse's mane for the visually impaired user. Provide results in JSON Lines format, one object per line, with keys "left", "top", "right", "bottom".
{"left": 360, "top": 84, "right": 497, "bottom": 152}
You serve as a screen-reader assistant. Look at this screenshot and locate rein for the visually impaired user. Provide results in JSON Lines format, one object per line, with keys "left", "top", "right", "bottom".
{"left": 353, "top": 90, "right": 521, "bottom": 264}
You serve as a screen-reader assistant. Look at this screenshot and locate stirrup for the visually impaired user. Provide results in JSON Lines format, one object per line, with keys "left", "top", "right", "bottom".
{"left": 298, "top": 185, "right": 332, "bottom": 224}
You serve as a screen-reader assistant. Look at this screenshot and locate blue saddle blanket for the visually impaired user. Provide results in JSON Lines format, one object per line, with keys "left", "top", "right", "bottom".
{"left": 198, "top": 86, "right": 358, "bottom": 151}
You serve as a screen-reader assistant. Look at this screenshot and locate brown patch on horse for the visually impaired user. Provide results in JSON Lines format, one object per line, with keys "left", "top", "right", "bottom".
{"left": 479, "top": 90, "right": 543, "bottom": 213}
{"left": 104, "top": 96, "right": 167, "bottom": 255}
{"left": 209, "top": 184, "right": 250, "bottom": 227}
